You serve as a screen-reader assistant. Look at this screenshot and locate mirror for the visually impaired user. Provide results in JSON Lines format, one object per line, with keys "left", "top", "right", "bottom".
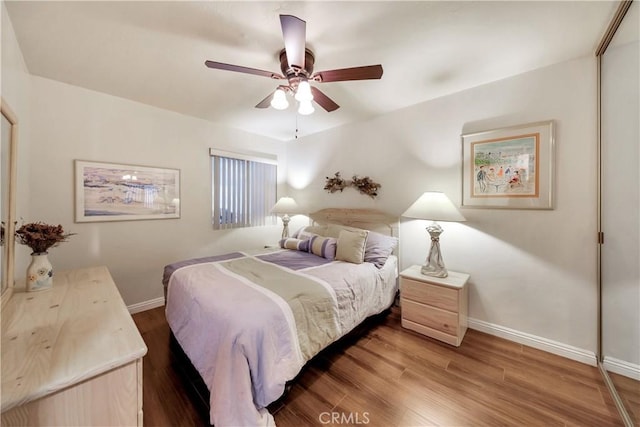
{"left": 598, "top": 1, "right": 639, "bottom": 426}
{"left": 1, "top": 98, "right": 18, "bottom": 306}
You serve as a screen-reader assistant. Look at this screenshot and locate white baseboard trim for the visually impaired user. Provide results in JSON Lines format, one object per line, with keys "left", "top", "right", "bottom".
{"left": 468, "top": 317, "right": 598, "bottom": 367}
{"left": 127, "top": 297, "right": 165, "bottom": 314}
{"left": 603, "top": 356, "right": 640, "bottom": 380}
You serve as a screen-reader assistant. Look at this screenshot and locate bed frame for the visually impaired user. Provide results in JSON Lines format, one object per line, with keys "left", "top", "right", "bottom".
{"left": 309, "top": 208, "right": 399, "bottom": 238}
{"left": 167, "top": 208, "right": 399, "bottom": 423}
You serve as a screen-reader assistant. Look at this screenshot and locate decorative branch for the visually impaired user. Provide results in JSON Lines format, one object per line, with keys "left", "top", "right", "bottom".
{"left": 351, "top": 175, "right": 381, "bottom": 199}
{"left": 324, "top": 172, "right": 348, "bottom": 193}
{"left": 323, "top": 172, "right": 381, "bottom": 199}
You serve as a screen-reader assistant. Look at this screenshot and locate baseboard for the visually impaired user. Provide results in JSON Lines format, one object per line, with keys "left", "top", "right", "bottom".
{"left": 125, "top": 302, "right": 601, "bottom": 367}
{"left": 603, "top": 355, "right": 640, "bottom": 380}
{"left": 127, "top": 296, "right": 165, "bottom": 314}
{"left": 468, "top": 317, "right": 598, "bottom": 367}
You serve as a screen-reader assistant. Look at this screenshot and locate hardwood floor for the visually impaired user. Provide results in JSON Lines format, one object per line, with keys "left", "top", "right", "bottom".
{"left": 133, "top": 306, "right": 624, "bottom": 426}
{"left": 610, "top": 372, "right": 640, "bottom": 425}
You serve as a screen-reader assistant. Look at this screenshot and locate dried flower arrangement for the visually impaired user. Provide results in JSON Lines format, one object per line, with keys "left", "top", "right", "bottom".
{"left": 351, "top": 175, "right": 381, "bottom": 199}
{"left": 323, "top": 172, "right": 382, "bottom": 199}
{"left": 324, "top": 172, "right": 348, "bottom": 193}
{"left": 15, "top": 222, "right": 75, "bottom": 254}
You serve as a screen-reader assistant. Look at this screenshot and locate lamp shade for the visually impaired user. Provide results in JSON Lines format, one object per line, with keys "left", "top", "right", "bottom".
{"left": 270, "top": 197, "right": 299, "bottom": 214}
{"left": 402, "top": 191, "right": 466, "bottom": 222}
{"left": 270, "top": 88, "right": 289, "bottom": 110}
{"left": 297, "top": 100, "right": 315, "bottom": 115}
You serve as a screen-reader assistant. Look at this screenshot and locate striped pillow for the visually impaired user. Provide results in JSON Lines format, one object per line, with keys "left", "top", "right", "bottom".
{"left": 279, "top": 238, "right": 310, "bottom": 252}
{"left": 307, "top": 235, "right": 338, "bottom": 260}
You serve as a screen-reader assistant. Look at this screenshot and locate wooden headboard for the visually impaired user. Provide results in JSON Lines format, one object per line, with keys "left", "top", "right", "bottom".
{"left": 308, "top": 208, "right": 399, "bottom": 237}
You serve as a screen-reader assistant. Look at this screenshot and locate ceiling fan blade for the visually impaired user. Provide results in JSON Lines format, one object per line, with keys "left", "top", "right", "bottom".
{"left": 312, "top": 65, "right": 383, "bottom": 83}
{"left": 205, "top": 60, "right": 284, "bottom": 80}
{"left": 255, "top": 90, "right": 275, "bottom": 109}
{"left": 310, "top": 86, "right": 339, "bottom": 112}
{"left": 280, "top": 15, "right": 306, "bottom": 70}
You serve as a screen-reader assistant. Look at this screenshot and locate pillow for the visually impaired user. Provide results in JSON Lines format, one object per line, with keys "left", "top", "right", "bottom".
{"left": 292, "top": 225, "right": 328, "bottom": 238}
{"left": 336, "top": 229, "right": 369, "bottom": 264}
{"left": 326, "top": 223, "right": 357, "bottom": 238}
{"left": 327, "top": 224, "right": 398, "bottom": 268}
{"left": 307, "top": 235, "right": 337, "bottom": 260}
{"left": 363, "top": 231, "right": 398, "bottom": 268}
{"left": 279, "top": 238, "right": 309, "bottom": 252}
{"left": 297, "top": 230, "right": 318, "bottom": 241}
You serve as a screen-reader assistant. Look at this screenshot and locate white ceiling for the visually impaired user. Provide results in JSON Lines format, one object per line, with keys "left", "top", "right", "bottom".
{"left": 5, "top": 1, "right": 617, "bottom": 141}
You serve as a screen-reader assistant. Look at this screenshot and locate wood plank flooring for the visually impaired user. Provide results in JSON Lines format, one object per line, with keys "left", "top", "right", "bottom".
{"left": 610, "top": 372, "right": 640, "bottom": 425}
{"left": 133, "top": 306, "right": 624, "bottom": 426}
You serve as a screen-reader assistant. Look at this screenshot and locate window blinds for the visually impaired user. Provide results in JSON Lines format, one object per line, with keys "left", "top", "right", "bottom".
{"left": 212, "top": 153, "right": 277, "bottom": 230}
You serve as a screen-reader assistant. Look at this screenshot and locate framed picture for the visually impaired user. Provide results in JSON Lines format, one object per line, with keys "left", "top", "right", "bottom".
{"left": 75, "top": 160, "right": 180, "bottom": 222}
{"left": 462, "top": 120, "right": 555, "bottom": 209}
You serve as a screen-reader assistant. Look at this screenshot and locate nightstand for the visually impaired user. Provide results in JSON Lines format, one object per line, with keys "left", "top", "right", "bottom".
{"left": 399, "top": 265, "right": 469, "bottom": 346}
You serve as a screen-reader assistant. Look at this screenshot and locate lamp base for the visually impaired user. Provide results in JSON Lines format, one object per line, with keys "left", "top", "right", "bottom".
{"left": 421, "top": 222, "right": 448, "bottom": 278}
{"left": 421, "top": 263, "right": 448, "bottom": 278}
{"left": 281, "top": 214, "right": 291, "bottom": 239}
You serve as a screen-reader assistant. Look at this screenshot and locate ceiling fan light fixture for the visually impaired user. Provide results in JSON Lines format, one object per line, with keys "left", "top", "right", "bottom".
{"left": 270, "top": 88, "right": 289, "bottom": 110}
{"left": 298, "top": 99, "right": 315, "bottom": 115}
{"left": 294, "top": 80, "right": 314, "bottom": 102}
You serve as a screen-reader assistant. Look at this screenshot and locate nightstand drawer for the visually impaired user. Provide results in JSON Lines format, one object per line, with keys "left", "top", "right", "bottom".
{"left": 401, "top": 278, "right": 458, "bottom": 312}
{"left": 401, "top": 299, "right": 458, "bottom": 335}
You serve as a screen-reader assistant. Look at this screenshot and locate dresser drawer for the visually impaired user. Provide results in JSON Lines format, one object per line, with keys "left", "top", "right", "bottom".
{"left": 401, "top": 277, "right": 458, "bottom": 312}
{"left": 401, "top": 299, "right": 458, "bottom": 335}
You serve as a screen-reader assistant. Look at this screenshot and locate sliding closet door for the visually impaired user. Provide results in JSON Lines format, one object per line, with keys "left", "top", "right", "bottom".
{"left": 600, "top": 1, "right": 639, "bottom": 425}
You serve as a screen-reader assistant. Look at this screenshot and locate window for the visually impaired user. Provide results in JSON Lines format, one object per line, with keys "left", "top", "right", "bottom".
{"left": 210, "top": 149, "right": 277, "bottom": 230}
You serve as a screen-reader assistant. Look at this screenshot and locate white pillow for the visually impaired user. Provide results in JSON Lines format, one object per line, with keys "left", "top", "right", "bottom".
{"left": 336, "top": 229, "right": 369, "bottom": 264}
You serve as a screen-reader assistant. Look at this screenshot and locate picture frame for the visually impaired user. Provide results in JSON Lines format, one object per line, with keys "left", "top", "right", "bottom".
{"left": 461, "top": 120, "right": 555, "bottom": 209}
{"left": 75, "top": 160, "right": 180, "bottom": 222}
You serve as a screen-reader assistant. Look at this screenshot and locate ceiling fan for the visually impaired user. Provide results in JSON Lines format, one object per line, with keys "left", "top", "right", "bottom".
{"left": 204, "top": 15, "right": 383, "bottom": 115}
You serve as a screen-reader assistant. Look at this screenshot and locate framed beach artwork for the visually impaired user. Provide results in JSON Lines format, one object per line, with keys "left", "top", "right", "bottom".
{"left": 75, "top": 160, "right": 180, "bottom": 222}
{"left": 461, "top": 121, "right": 555, "bottom": 209}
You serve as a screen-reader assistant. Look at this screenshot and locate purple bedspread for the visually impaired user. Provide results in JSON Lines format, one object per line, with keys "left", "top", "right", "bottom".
{"left": 162, "top": 252, "right": 244, "bottom": 286}
{"left": 163, "top": 249, "right": 331, "bottom": 287}
{"left": 257, "top": 250, "right": 332, "bottom": 270}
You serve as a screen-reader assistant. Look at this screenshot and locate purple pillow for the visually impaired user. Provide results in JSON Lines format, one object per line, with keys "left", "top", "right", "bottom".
{"left": 364, "top": 232, "right": 398, "bottom": 268}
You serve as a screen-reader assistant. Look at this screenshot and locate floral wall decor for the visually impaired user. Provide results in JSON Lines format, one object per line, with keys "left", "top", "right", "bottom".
{"left": 323, "top": 172, "right": 381, "bottom": 199}
{"left": 324, "top": 172, "right": 348, "bottom": 193}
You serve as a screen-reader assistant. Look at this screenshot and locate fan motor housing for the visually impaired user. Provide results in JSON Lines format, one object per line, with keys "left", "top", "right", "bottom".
{"left": 279, "top": 48, "right": 315, "bottom": 79}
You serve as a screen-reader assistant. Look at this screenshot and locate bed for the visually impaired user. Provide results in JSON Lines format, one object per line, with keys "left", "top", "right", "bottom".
{"left": 163, "top": 209, "right": 399, "bottom": 426}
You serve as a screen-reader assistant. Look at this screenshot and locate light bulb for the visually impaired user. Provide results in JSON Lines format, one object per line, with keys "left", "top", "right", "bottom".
{"left": 294, "top": 80, "right": 314, "bottom": 102}
{"left": 270, "top": 89, "right": 289, "bottom": 110}
{"left": 298, "top": 99, "right": 315, "bottom": 115}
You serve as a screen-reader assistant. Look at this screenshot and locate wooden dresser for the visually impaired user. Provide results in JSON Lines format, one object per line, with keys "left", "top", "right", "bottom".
{"left": 1, "top": 266, "right": 148, "bottom": 426}
{"left": 400, "top": 265, "right": 469, "bottom": 346}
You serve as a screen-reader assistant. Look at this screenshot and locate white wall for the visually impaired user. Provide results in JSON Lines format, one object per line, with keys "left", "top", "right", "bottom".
{"left": 24, "top": 76, "right": 287, "bottom": 306}
{"left": 3, "top": 2, "right": 603, "bottom": 356}
{"left": 287, "top": 56, "right": 599, "bottom": 353}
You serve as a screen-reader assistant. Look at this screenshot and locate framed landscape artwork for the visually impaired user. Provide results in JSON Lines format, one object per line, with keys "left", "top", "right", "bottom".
{"left": 461, "top": 121, "right": 555, "bottom": 209}
{"left": 75, "top": 160, "right": 180, "bottom": 222}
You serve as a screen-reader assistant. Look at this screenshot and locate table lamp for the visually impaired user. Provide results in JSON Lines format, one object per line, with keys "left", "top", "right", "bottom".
{"left": 270, "top": 197, "right": 299, "bottom": 239}
{"left": 402, "top": 191, "right": 466, "bottom": 278}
